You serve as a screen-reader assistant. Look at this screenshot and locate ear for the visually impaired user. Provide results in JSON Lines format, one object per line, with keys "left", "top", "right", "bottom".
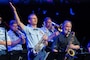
{"left": 28, "top": 20, "right": 31, "bottom": 23}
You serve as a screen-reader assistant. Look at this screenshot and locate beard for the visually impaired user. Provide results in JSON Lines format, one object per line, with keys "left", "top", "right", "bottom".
{"left": 64, "top": 29, "right": 71, "bottom": 37}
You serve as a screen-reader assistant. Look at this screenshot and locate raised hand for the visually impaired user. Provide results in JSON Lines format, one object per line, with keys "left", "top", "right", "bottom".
{"left": 9, "top": 2, "right": 16, "bottom": 11}
{"left": 9, "top": 2, "right": 26, "bottom": 31}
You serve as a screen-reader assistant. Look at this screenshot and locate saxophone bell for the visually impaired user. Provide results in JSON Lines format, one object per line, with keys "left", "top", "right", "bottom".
{"left": 67, "top": 49, "right": 75, "bottom": 57}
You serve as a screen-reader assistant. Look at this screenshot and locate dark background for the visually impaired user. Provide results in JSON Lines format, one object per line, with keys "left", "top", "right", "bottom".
{"left": 0, "top": 0, "right": 90, "bottom": 50}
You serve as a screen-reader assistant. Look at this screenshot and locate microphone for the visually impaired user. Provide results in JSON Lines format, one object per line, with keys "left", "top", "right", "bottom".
{"left": 66, "top": 30, "right": 71, "bottom": 37}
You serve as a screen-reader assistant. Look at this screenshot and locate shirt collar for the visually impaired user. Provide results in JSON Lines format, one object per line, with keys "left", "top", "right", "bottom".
{"left": 33, "top": 28, "right": 38, "bottom": 30}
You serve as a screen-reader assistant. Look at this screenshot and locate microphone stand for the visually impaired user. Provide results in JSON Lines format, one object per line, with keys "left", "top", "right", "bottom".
{"left": 0, "top": 22, "right": 8, "bottom": 53}
{"left": 1, "top": 22, "right": 9, "bottom": 56}
{"left": 4, "top": 24, "right": 8, "bottom": 54}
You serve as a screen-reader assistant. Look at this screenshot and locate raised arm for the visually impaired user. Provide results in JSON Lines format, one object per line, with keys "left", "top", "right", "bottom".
{"left": 9, "top": 2, "right": 25, "bottom": 30}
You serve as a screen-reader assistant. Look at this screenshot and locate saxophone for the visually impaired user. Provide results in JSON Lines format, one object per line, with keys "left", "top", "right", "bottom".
{"left": 33, "top": 31, "right": 45, "bottom": 54}
{"left": 33, "top": 34, "right": 45, "bottom": 54}
{"left": 64, "top": 31, "right": 75, "bottom": 60}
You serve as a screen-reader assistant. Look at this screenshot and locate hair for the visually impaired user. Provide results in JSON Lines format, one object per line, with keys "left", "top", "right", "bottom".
{"left": 62, "top": 20, "right": 72, "bottom": 27}
{"left": 43, "top": 17, "right": 52, "bottom": 26}
{"left": 44, "top": 17, "right": 51, "bottom": 22}
{"left": 28, "top": 13, "right": 37, "bottom": 20}
{"left": 9, "top": 20, "right": 17, "bottom": 25}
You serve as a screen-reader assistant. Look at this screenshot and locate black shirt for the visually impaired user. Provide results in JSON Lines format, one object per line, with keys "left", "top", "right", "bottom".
{"left": 52, "top": 32, "right": 80, "bottom": 52}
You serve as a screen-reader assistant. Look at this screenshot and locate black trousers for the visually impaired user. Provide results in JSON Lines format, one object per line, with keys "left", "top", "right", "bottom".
{"left": 0, "top": 50, "right": 10, "bottom": 60}
{"left": 0, "top": 55, "right": 10, "bottom": 60}
{"left": 9, "top": 50, "right": 27, "bottom": 60}
{"left": 45, "top": 41, "right": 53, "bottom": 52}
{"left": 46, "top": 52, "right": 74, "bottom": 60}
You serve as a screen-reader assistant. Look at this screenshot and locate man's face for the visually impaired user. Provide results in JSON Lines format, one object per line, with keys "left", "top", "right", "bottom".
{"left": 11, "top": 23, "right": 18, "bottom": 31}
{"left": 63, "top": 22, "right": 72, "bottom": 34}
{"left": 46, "top": 19, "right": 52, "bottom": 28}
{"left": 28, "top": 15, "right": 38, "bottom": 25}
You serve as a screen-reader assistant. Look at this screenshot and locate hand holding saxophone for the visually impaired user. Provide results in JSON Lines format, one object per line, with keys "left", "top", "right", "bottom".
{"left": 69, "top": 44, "right": 80, "bottom": 50}
{"left": 66, "top": 32, "right": 80, "bottom": 50}
{"left": 42, "top": 34, "right": 48, "bottom": 46}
